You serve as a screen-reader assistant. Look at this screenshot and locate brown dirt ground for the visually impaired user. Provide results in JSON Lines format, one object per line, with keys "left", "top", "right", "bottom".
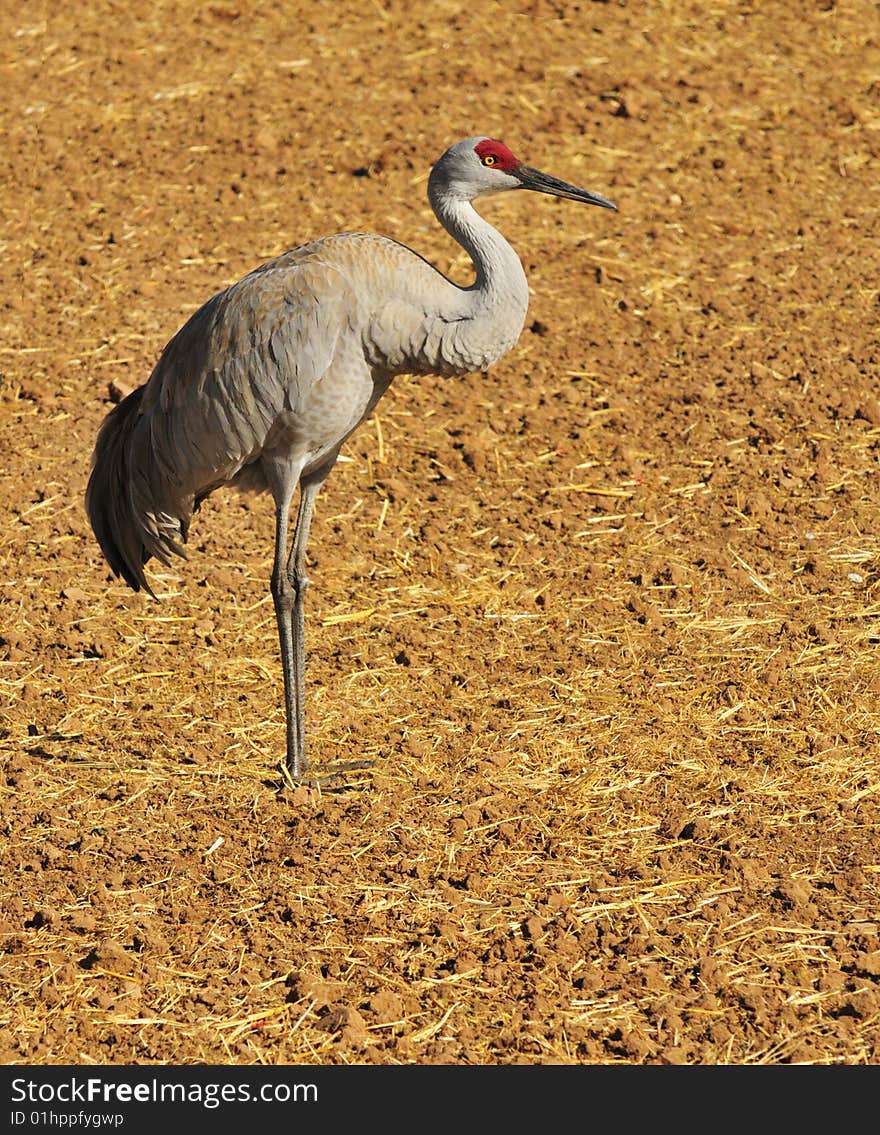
{"left": 1, "top": 0, "right": 880, "bottom": 1067}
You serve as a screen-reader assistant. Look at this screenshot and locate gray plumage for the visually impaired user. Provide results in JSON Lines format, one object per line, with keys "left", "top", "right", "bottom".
{"left": 86, "top": 136, "right": 616, "bottom": 781}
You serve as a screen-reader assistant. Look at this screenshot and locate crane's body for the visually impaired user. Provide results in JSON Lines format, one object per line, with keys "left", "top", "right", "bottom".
{"left": 86, "top": 136, "right": 616, "bottom": 781}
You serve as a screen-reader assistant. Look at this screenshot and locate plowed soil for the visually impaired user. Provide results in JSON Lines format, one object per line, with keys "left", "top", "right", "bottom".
{"left": 2, "top": 0, "right": 880, "bottom": 1066}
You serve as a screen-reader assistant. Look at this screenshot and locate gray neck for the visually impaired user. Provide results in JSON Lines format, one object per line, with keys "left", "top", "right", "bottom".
{"left": 432, "top": 191, "right": 529, "bottom": 322}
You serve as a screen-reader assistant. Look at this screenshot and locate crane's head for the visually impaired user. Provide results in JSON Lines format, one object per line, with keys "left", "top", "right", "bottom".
{"left": 428, "top": 136, "right": 617, "bottom": 212}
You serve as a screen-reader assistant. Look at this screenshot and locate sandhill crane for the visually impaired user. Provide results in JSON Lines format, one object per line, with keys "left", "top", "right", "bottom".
{"left": 86, "top": 136, "right": 617, "bottom": 782}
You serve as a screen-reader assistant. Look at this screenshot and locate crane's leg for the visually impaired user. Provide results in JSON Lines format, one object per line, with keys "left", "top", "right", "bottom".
{"left": 268, "top": 462, "right": 332, "bottom": 781}
{"left": 269, "top": 484, "right": 301, "bottom": 778}
{"left": 285, "top": 469, "right": 326, "bottom": 777}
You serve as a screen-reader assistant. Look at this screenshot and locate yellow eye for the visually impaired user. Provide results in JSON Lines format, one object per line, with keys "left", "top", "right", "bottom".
{"left": 483, "top": 154, "right": 496, "bottom": 166}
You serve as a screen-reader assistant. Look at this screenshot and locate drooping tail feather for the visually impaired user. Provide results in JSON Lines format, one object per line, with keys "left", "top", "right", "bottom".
{"left": 85, "top": 386, "right": 188, "bottom": 597}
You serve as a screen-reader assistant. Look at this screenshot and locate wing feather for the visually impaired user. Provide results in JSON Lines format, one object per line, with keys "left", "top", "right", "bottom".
{"left": 121, "top": 249, "right": 352, "bottom": 563}
{"left": 147, "top": 253, "right": 345, "bottom": 457}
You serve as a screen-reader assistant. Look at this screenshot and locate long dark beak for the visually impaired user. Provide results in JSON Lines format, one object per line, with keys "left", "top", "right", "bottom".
{"left": 516, "top": 164, "right": 617, "bottom": 210}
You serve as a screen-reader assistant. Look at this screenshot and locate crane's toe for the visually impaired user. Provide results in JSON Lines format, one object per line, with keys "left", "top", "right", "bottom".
{"left": 278, "top": 758, "right": 375, "bottom": 793}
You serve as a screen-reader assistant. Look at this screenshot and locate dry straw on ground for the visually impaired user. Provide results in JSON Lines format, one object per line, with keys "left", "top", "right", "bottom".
{"left": 1, "top": 1, "right": 880, "bottom": 1065}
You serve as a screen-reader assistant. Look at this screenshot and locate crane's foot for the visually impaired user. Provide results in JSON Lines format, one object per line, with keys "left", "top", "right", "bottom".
{"left": 277, "top": 758, "right": 375, "bottom": 793}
